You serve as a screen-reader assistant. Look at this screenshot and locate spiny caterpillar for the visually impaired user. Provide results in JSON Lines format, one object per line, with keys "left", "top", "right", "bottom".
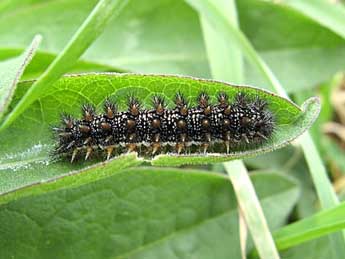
{"left": 53, "top": 92, "right": 274, "bottom": 162}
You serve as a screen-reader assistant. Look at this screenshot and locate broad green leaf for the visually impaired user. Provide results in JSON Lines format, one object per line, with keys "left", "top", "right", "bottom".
{"left": 0, "top": 153, "right": 142, "bottom": 205}
{"left": 0, "top": 0, "right": 344, "bottom": 92}
{"left": 0, "top": 35, "right": 41, "bottom": 119}
{"left": 246, "top": 147, "right": 320, "bottom": 219}
{"left": 0, "top": 0, "right": 130, "bottom": 130}
{"left": 280, "top": 237, "right": 332, "bottom": 259}
{"left": 0, "top": 169, "right": 299, "bottom": 259}
{"left": 0, "top": 73, "right": 319, "bottom": 196}
{"left": 280, "top": 0, "right": 345, "bottom": 40}
{"left": 236, "top": 0, "right": 345, "bottom": 92}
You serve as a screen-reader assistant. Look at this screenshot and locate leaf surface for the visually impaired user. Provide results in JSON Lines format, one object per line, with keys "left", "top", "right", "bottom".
{"left": 0, "top": 73, "right": 319, "bottom": 196}
{"left": 0, "top": 169, "right": 299, "bottom": 259}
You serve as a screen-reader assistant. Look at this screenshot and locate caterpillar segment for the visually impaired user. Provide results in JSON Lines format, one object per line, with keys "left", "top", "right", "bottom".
{"left": 53, "top": 92, "right": 274, "bottom": 162}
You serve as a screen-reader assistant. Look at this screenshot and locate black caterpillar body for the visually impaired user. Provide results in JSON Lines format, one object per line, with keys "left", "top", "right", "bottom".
{"left": 53, "top": 92, "right": 274, "bottom": 162}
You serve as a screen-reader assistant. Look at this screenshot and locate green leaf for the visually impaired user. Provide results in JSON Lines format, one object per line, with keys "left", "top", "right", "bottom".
{"left": 274, "top": 201, "right": 345, "bottom": 250}
{"left": 236, "top": 0, "right": 345, "bottom": 93}
{"left": 246, "top": 146, "right": 320, "bottom": 219}
{"left": 0, "top": 35, "right": 41, "bottom": 119}
{"left": 280, "top": 0, "right": 345, "bottom": 40}
{"left": 0, "top": 169, "right": 299, "bottom": 259}
{"left": 0, "top": 48, "right": 123, "bottom": 80}
{"left": 280, "top": 237, "right": 332, "bottom": 259}
{"left": 0, "top": 73, "right": 319, "bottom": 197}
{"left": 0, "top": 0, "right": 130, "bottom": 130}
{"left": 1, "top": 0, "right": 344, "bottom": 92}
{"left": 0, "top": 0, "right": 209, "bottom": 79}
{"left": 0, "top": 153, "right": 142, "bottom": 205}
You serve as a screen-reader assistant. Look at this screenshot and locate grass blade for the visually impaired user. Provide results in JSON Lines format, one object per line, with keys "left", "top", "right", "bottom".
{"left": 199, "top": 0, "right": 243, "bottom": 83}
{"left": 225, "top": 160, "right": 280, "bottom": 259}
{"left": 0, "top": 35, "right": 41, "bottom": 119}
{"left": 274, "top": 201, "right": 345, "bottom": 250}
{"left": 239, "top": 207, "right": 248, "bottom": 259}
{"left": 0, "top": 0, "right": 129, "bottom": 131}
{"left": 197, "top": 0, "right": 279, "bottom": 257}
{"left": 186, "top": 0, "right": 345, "bottom": 256}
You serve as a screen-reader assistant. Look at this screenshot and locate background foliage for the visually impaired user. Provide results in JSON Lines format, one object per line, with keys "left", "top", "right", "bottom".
{"left": 0, "top": 0, "right": 345, "bottom": 258}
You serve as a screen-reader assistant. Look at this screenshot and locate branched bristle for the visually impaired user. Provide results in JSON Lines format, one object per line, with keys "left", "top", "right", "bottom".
{"left": 197, "top": 91, "right": 209, "bottom": 108}
{"left": 82, "top": 104, "right": 95, "bottom": 121}
{"left": 61, "top": 113, "right": 74, "bottom": 128}
{"left": 128, "top": 96, "right": 141, "bottom": 116}
{"left": 217, "top": 92, "right": 228, "bottom": 107}
{"left": 128, "top": 96, "right": 140, "bottom": 107}
{"left": 175, "top": 92, "right": 187, "bottom": 107}
{"left": 104, "top": 98, "right": 117, "bottom": 118}
{"left": 234, "top": 92, "right": 248, "bottom": 107}
{"left": 152, "top": 95, "right": 166, "bottom": 114}
{"left": 253, "top": 96, "right": 267, "bottom": 110}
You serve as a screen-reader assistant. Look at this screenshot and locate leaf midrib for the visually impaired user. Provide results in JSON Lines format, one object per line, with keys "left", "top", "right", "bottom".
{"left": 0, "top": 155, "right": 47, "bottom": 172}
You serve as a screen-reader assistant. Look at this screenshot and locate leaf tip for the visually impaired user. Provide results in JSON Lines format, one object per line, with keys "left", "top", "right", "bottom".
{"left": 301, "top": 96, "right": 321, "bottom": 121}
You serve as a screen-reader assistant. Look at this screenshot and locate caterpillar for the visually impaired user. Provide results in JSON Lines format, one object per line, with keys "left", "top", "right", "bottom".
{"left": 52, "top": 92, "right": 274, "bottom": 162}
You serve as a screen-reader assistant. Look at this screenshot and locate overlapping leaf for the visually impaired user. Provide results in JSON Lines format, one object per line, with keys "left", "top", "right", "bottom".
{"left": 0, "top": 35, "right": 41, "bottom": 119}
